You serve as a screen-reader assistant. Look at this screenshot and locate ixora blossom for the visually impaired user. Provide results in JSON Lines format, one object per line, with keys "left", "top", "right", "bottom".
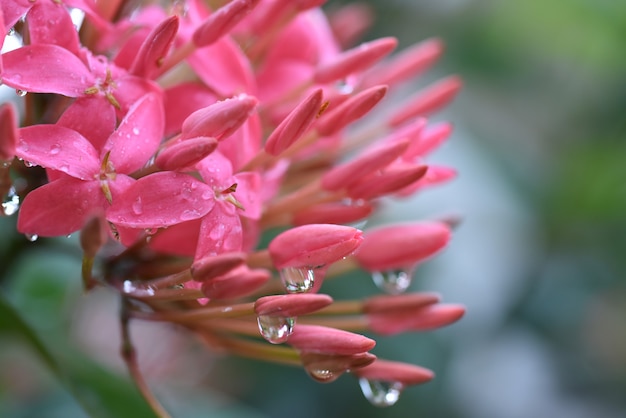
{"left": 1, "top": 0, "right": 465, "bottom": 414}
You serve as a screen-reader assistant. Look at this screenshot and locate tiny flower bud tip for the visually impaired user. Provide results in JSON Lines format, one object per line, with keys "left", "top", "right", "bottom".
{"left": 353, "top": 359, "right": 435, "bottom": 386}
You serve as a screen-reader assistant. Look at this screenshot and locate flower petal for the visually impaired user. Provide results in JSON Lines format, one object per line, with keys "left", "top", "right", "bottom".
{"left": 194, "top": 203, "right": 243, "bottom": 260}
{"left": 106, "top": 172, "right": 215, "bottom": 228}
{"left": 57, "top": 96, "right": 117, "bottom": 151}
{"left": 17, "top": 125, "right": 99, "bottom": 180}
{"left": 104, "top": 93, "right": 164, "bottom": 174}
{"left": 27, "top": 2, "right": 81, "bottom": 56}
{"left": 2, "top": 45, "right": 95, "bottom": 96}
{"left": 17, "top": 178, "right": 103, "bottom": 237}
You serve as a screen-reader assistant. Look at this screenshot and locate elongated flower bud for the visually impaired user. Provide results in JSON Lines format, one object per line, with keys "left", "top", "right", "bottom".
{"left": 288, "top": 324, "right": 375, "bottom": 355}
{"left": 353, "top": 359, "right": 434, "bottom": 386}
{"left": 129, "top": 15, "right": 179, "bottom": 78}
{"left": 321, "top": 139, "right": 409, "bottom": 192}
{"left": 265, "top": 88, "right": 323, "bottom": 156}
{"left": 293, "top": 201, "right": 374, "bottom": 226}
{"left": 255, "top": 294, "right": 333, "bottom": 317}
{"left": 388, "top": 76, "right": 462, "bottom": 127}
{"left": 181, "top": 95, "right": 258, "bottom": 140}
{"left": 316, "top": 85, "right": 387, "bottom": 136}
{"left": 155, "top": 136, "right": 218, "bottom": 171}
{"left": 346, "top": 164, "right": 428, "bottom": 200}
{"left": 355, "top": 222, "right": 450, "bottom": 272}
{"left": 191, "top": 252, "right": 247, "bottom": 281}
{"left": 193, "top": 0, "right": 255, "bottom": 47}
{"left": 363, "top": 292, "right": 441, "bottom": 314}
{"left": 269, "top": 224, "right": 363, "bottom": 269}
{"left": 367, "top": 303, "right": 465, "bottom": 335}
{"left": 201, "top": 265, "right": 270, "bottom": 300}
{"left": 314, "top": 37, "right": 397, "bottom": 84}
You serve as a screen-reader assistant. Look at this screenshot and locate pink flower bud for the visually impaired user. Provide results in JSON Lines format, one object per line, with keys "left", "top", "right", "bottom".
{"left": 264, "top": 89, "right": 323, "bottom": 156}
{"left": 346, "top": 164, "right": 428, "bottom": 200}
{"left": 190, "top": 251, "right": 247, "bottom": 281}
{"left": 316, "top": 85, "right": 387, "bottom": 136}
{"left": 269, "top": 224, "right": 363, "bottom": 269}
{"left": 129, "top": 15, "right": 179, "bottom": 78}
{"left": 363, "top": 292, "right": 441, "bottom": 315}
{"left": 293, "top": 201, "right": 374, "bottom": 226}
{"left": 367, "top": 303, "right": 465, "bottom": 335}
{"left": 314, "top": 37, "right": 397, "bottom": 84}
{"left": 395, "top": 165, "right": 457, "bottom": 197}
{"left": 254, "top": 294, "right": 333, "bottom": 317}
{"left": 328, "top": 3, "right": 374, "bottom": 48}
{"left": 201, "top": 265, "right": 270, "bottom": 300}
{"left": 360, "top": 38, "right": 444, "bottom": 89}
{"left": 193, "top": 0, "right": 255, "bottom": 47}
{"left": 155, "top": 137, "right": 218, "bottom": 171}
{"left": 352, "top": 359, "right": 434, "bottom": 386}
{"left": 181, "top": 95, "right": 258, "bottom": 140}
{"left": 0, "top": 102, "right": 18, "bottom": 162}
{"left": 321, "top": 139, "right": 409, "bottom": 192}
{"left": 388, "top": 75, "right": 462, "bottom": 127}
{"left": 355, "top": 221, "right": 450, "bottom": 272}
{"left": 288, "top": 324, "right": 375, "bottom": 355}
{"left": 403, "top": 121, "right": 452, "bottom": 160}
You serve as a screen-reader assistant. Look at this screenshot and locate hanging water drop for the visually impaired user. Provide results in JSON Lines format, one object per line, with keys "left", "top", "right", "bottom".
{"left": 15, "top": 89, "right": 27, "bottom": 97}
{"left": 358, "top": 378, "right": 404, "bottom": 407}
{"left": 371, "top": 269, "right": 413, "bottom": 294}
{"left": 257, "top": 315, "right": 295, "bottom": 344}
{"left": 23, "top": 160, "right": 37, "bottom": 168}
{"left": 279, "top": 267, "right": 316, "bottom": 293}
{"left": 305, "top": 366, "right": 340, "bottom": 383}
{"left": 25, "top": 233, "right": 38, "bottom": 242}
{"left": 2, "top": 186, "right": 20, "bottom": 216}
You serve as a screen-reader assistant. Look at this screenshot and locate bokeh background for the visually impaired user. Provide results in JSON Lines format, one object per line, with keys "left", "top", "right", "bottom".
{"left": 1, "top": 0, "right": 626, "bottom": 417}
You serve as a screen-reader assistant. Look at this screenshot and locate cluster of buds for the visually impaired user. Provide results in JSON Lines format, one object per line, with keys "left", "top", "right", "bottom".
{"left": 1, "top": 0, "right": 464, "bottom": 412}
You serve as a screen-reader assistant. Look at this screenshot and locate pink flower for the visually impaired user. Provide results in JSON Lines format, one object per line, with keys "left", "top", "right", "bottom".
{"left": 3, "top": 1, "right": 465, "bottom": 412}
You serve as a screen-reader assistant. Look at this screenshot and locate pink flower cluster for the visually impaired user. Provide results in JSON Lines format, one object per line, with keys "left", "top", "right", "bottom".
{"left": 1, "top": 0, "right": 464, "bottom": 409}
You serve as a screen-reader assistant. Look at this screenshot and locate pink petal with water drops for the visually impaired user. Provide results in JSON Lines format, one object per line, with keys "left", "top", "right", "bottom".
{"left": 188, "top": 37, "right": 256, "bottom": 97}
{"left": 17, "top": 125, "right": 100, "bottom": 180}
{"left": 57, "top": 96, "right": 116, "bottom": 151}
{"left": 196, "top": 151, "right": 233, "bottom": 187}
{"left": 17, "top": 178, "right": 103, "bottom": 237}
{"left": 106, "top": 172, "right": 215, "bottom": 228}
{"left": 1, "top": 1, "right": 32, "bottom": 29}
{"left": 27, "top": 1, "right": 81, "bottom": 56}
{"left": 1, "top": 45, "right": 95, "bottom": 97}
{"left": 194, "top": 204, "right": 243, "bottom": 260}
{"left": 104, "top": 93, "right": 164, "bottom": 174}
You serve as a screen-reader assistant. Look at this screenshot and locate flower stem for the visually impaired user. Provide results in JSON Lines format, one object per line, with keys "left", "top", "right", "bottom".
{"left": 120, "top": 297, "right": 172, "bottom": 418}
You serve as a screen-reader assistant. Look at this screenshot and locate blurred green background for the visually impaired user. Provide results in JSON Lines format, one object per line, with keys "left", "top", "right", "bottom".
{"left": 2, "top": 0, "right": 626, "bottom": 417}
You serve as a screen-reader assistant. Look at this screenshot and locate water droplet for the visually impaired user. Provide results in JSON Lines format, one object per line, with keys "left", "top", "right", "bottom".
{"left": 305, "top": 366, "right": 340, "bottom": 383}
{"left": 358, "top": 378, "right": 404, "bottom": 407}
{"left": 132, "top": 127, "right": 140, "bottom": 135}
{"left": 49, "top": 144, "right": 61, "bottom": 155}
{"left": 279, "top": 267, "right": 315, "bottom": 293}
{"left": 25, "top": 233, "right": 38, "bottom": 242}
{"left": 257, "top": 315, "right": 295, "bottom": 344}
{"left": 132, "top": 196, "right": 143, "bottom": 215}
{"left": 180, "top": 209, "right": 199, "bottom": 221}
{"left": 122, "top": 280, "right": 155, "bottom": 296}
{"left": 1, "top": 160, "right": 11, "bottom": 169}
{"left": 2, "top": 186, "right": 20, "bottom": 216}
{"left": 371, "top": 269, "right": 413, "bottom": 295}
{"left": 23, "top": 160, "right": 37, "bottom": 168}
{"left": 15, "top": 89, "right": 26, "bottom": 97}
